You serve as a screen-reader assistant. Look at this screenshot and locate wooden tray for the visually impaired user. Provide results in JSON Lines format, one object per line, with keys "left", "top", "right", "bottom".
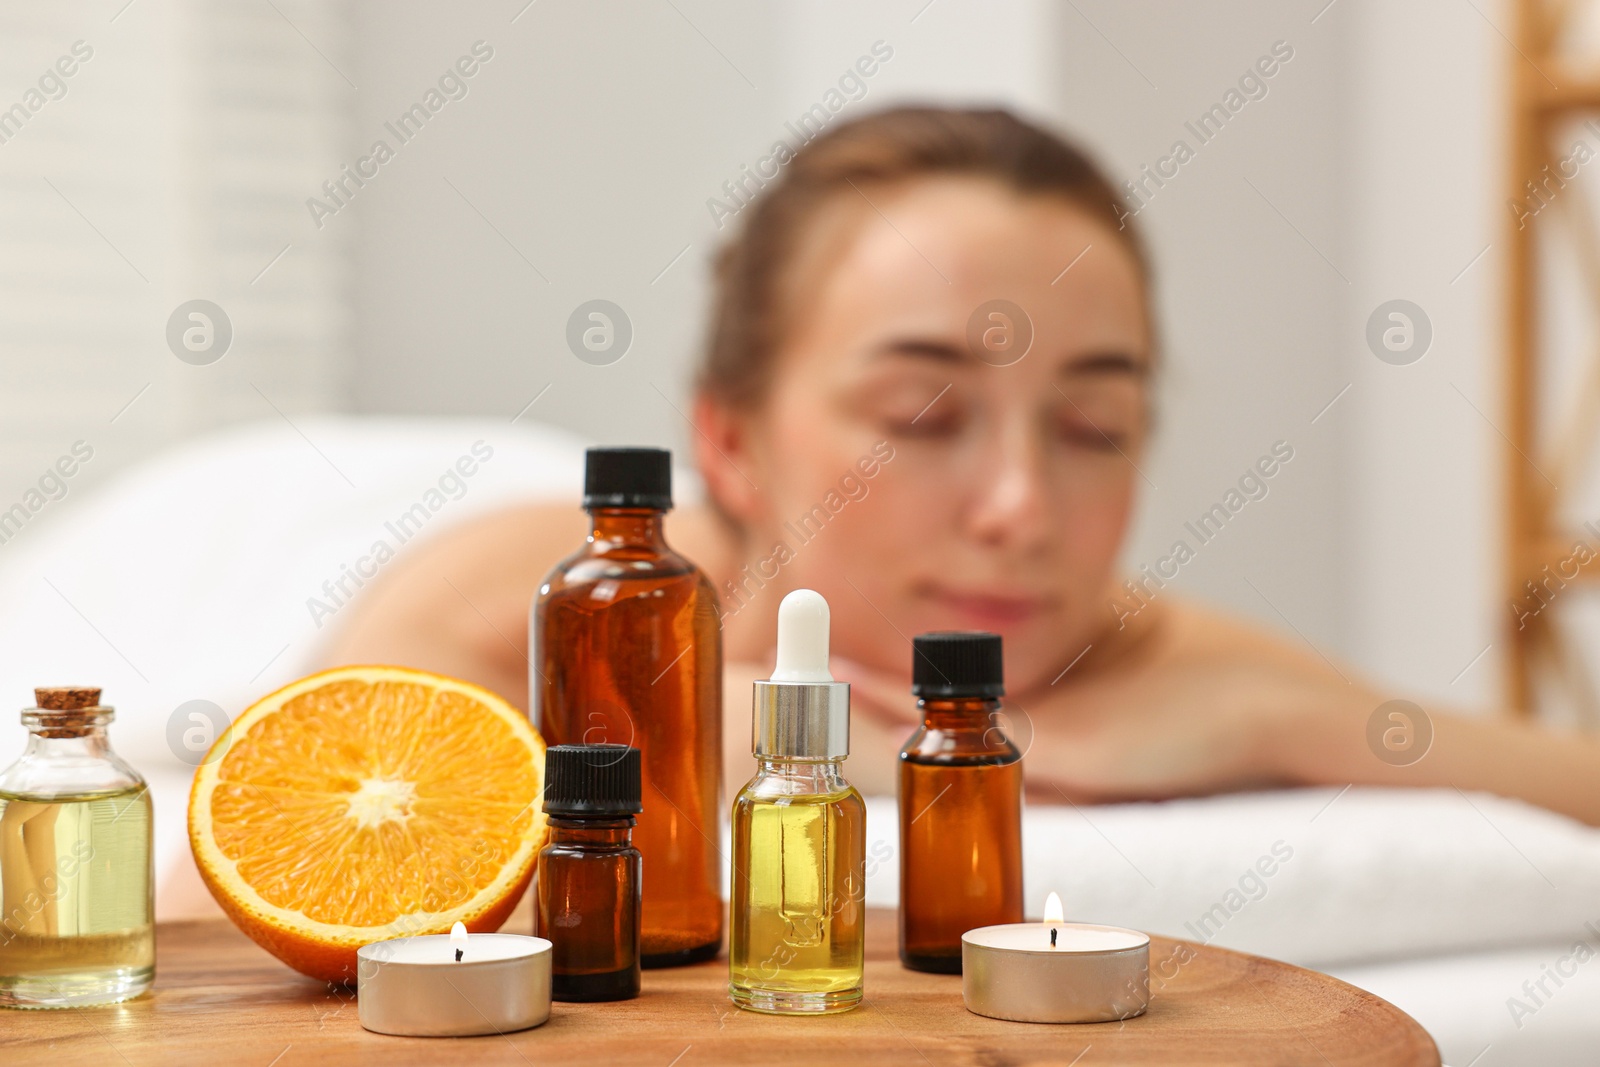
{"left": 6, "top": 908, "right": 1439, "bottom": 1066}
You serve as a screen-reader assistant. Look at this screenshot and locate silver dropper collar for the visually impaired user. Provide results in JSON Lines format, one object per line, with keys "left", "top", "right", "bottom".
{"left": 752, "top": 678, "right": 849, "bottom": 759}
{"left": 751, "top": 589, "right": 850, "bottom": 760}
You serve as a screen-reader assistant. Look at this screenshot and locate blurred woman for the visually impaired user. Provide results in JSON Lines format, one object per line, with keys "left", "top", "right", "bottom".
{"left": 327, "top": 106, "right": 1600, "bottom": 824}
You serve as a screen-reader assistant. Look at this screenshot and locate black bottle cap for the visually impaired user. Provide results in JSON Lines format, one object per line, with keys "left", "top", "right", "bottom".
{"left": 583, "top": 447, "right": 672, "bottom": 511}
{"left": 543, "top": 744, "right": 643, "bottom": 816}
{"left": 911, "top": 631, "right": 1004, "bottom": 698}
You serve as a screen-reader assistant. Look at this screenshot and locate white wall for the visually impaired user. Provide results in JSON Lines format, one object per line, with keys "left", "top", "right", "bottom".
{"left": 0, "top": 0, "right": 352, "bottom": 519}
{"left": 1344, "top": 0, "right": 1504, "bottom": 711}
{"left": 347, "top": 0, "right": 775, "bottom": 447}
{"left": 1050, "top": 1, "right": 1353, "bottom": 667}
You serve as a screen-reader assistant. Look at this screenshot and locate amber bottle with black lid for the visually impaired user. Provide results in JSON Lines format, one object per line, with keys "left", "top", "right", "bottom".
{"left": 897, "top": 632, "right": 1023, "bottom": 973}
{"left": 532, "top": 447, "right": 722, "bottom": 967}
{"left": 537, "top": 744, "right": 642, "bottom": 1001}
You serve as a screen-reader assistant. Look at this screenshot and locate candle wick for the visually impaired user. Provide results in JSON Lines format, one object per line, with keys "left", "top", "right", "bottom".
{"left": 455, "top": 948, "right": 464, "bottom": 962}
{"left": 1050, "top": 927, "right": 1057, "bottom": 949}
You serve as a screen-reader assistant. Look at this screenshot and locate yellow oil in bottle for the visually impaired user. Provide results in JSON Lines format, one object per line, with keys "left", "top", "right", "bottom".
{"left": 0, "top": 785, "right": 154, "bottom": 1008}
{"left": 729, "top": 778, "right": 865, "bottom": 1014}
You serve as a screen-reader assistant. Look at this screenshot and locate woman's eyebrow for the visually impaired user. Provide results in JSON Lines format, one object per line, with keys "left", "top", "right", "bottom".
{"left": 873, "top": 337, "right": 968, "bottom": 363}
{"left": 871, "top": 338, "right": 1148, "bottom": 375}
{"left": 1059, "top": 350, "right": 1148, "bottom": 377}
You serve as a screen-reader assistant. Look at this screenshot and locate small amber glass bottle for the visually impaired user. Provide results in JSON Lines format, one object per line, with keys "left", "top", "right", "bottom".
{"left": 532, "top": 447, "right": 723, "bottom": 967}
{"left": 898, "top": 633, "right": 1023, "bottom": 973}
{"left": 537, "top": 744, "right": 643, "bottom": 1002}
{"left": 0, "top": 687, "right": 153, "bottom": 1007}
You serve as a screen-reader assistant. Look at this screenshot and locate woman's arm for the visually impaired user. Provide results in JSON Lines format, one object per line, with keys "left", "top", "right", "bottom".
{"left": 843, "top": 596, "right": 1600, "bottom": 825}
{"left": 1270, "top": 689, "right": 1600, "bottom": 825}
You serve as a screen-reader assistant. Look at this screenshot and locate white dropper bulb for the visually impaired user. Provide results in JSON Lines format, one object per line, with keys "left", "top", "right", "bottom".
{"left": 769, "top": 589, "right": 835, "bottom": 682}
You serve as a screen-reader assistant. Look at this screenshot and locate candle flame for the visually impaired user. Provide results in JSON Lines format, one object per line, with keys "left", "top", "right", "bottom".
{"left": 1043, "top": 891, "right": 1065, "bottom": 925}
{"left": 451, "top": 921, "right": 468, "bottom": 961}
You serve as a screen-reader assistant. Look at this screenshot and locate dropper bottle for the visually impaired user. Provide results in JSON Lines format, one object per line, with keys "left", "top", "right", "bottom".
{"left": 897, "top": 632, "right": 1023, "bottom": 972}
{"left": 728, "top": 589, "right": 865, "bottom": 1015}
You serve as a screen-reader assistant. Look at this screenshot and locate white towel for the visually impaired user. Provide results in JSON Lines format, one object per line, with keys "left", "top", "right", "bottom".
{"left": 861, "top": 787, "right": 1600, "bottom": 969}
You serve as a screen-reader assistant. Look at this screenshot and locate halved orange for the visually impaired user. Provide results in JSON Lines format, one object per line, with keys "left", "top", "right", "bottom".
{"left": 188, "top": 665, "right": 546, "bottom": 984}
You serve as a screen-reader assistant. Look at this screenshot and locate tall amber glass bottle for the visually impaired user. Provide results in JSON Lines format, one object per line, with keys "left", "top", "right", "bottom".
{"left": 898, "top": 632, "right": 1023, "bottom": 973}
{"left": 533, "top": 447, "right": 722, "bottom": 967}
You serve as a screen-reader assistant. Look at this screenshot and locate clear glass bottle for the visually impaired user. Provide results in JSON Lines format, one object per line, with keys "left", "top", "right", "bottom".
{"left": 898, "top": 633, "right": 1023, "bottom": 973}
{"left": 533, "top": 447, "right": 722, "bottom": 967}
{"left": 537, "top": 744, "right": 642, "bottom": 1002}
{"left": 729, "top": 590, "right": 865, "bottom": 1015}
{"left": 0, "top": 687, "right": 153, "bottom": 1008}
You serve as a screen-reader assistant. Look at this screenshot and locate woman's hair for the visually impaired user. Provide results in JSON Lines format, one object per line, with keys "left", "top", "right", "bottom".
{"left": 698, "top": 106, "right": 1147, "bottom": 408}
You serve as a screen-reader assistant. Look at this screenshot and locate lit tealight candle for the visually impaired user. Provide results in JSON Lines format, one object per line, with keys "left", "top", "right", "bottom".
{"left": 962, "top": 892, "right": 1150, "bottom": 1024}
{"left": 357, "top": 922, "right": 553, "bottom": 1037}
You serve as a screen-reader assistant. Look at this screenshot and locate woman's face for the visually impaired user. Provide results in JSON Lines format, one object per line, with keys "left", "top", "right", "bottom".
{"left": 712, "top": 176, "right": 1152, "bottom": 693}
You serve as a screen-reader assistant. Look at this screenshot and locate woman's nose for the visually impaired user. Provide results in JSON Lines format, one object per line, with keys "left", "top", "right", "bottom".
{"left": 964, "top": 420, "right": 1051, "bottom": 551}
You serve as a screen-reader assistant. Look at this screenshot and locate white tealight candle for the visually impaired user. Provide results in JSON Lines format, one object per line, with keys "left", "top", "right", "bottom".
{"left": 962, "top": 892, "right": 1150, "bottom": 1024}
{"left": 357, "top": 923, "right": 554, "bottom": 1037}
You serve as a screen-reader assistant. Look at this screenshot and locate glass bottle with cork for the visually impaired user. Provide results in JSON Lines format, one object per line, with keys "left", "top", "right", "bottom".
{"left": 0, "top": 687, "right": 154, "bottom": 1007}
{"left": 537, "top": 743, "right": 643, "bottom": 1001}
{"left": 532, "top": 447, "right": 722, "bottom": 967}
{"left": 897, "top": 632, "right": 1024, "bottom": 973}
{"left": 729, "top": 589, "right": 865, "bottom": 1015}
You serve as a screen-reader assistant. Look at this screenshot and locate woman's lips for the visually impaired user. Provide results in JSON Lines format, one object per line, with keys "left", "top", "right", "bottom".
{"left": 924, "top": 588, "right": 1049, "bottom": 628}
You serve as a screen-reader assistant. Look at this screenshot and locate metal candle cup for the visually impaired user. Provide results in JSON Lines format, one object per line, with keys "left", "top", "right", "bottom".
{"left": 357, "top": 926, "right": 553, "bottom": 1037}
{"left": 961, "top": 915, "right": 1150, "bottom": 1024}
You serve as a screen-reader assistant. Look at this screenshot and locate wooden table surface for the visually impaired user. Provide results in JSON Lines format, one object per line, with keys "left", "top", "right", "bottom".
{"left": 5, "top": 909, "right": 1438, "bottom": 1066}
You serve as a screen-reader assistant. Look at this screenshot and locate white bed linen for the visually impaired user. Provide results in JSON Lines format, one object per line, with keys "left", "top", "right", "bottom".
{"left": 858, "top": 790, "right": 1600, "bottom": 970}
{"left": 1333, "top": 947, "right": 1600, "bottom": 1067}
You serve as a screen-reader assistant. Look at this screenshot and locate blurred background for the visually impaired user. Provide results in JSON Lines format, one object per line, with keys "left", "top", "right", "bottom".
{"left": 7, "top": 0, "right": 1600, "bottom": 725}
{"left": 13, "top": 3, "right": 1600, "bottom": 1062}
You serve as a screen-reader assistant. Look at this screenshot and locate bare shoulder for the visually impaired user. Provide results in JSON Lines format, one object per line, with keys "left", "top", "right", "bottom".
{"left": 408, "top": 500, "right": 732, "bottom": 585}
{"left": 1144, "top": 596, "right": 1349, "bottom": 681}
{"left": 318, "top": 502, "right": 589, "bottom": 698}
{"left": 349, "top": 501, "right": 590, "bottom": 614}
{"left": 409, "top": 501, "right": 590, "bottom": 587}
{"left": 320, "top": 501, "right": 734, "bottom": 694}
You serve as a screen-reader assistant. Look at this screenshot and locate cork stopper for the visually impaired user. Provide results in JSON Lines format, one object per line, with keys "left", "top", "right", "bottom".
{"left": 35, "top": 687, "right": 102, "bottom": 711}
{"left": 27, "top": 687, "right": 109, "bottom": 737}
